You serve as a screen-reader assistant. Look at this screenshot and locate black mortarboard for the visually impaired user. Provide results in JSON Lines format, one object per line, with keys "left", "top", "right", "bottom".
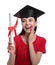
{"left": 14, "top": 5, "right": 45, "bottom": 18}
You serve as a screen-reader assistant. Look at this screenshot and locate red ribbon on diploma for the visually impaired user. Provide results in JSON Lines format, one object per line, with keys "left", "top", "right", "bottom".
{"left": 8, "top": 18, "right": 18, "bottom": 37}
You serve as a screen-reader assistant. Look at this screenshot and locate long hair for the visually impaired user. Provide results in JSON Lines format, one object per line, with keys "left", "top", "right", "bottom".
{"left": 19, "top": 17, "right": 37, "bottom": 35}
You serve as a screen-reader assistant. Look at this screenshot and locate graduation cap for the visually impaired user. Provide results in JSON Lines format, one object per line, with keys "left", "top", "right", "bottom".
{"left": 14, "top": 5, "right": 45, "bottom": 19}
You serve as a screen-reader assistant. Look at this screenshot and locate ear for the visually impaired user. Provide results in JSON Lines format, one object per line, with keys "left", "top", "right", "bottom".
{"left": 35, "top": 21, "right": 38, "bottom": 26}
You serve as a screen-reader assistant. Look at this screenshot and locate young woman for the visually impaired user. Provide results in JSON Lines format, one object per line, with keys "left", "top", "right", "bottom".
{"left": 7, "top": 5, "right": 46, "bottom": 65}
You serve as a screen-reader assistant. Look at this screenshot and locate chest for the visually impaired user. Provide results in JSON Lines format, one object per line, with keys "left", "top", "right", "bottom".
{"left": 16, "top": 42, "right": 29, "bottom": 59}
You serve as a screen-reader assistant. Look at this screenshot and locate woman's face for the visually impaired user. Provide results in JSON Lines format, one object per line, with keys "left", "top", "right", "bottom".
{"left": 21, "top": 17, "right": 37, "bottom": 34}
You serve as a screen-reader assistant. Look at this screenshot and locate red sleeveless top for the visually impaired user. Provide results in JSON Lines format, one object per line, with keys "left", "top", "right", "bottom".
{"left": 14, "top": 35, "right": 46, "bottom": 65}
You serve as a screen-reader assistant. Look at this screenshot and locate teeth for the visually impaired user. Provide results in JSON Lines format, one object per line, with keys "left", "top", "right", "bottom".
{"left": 26, "top": 27, "right": 31, "bottom": 28}
{"left": 25, "top": 26, "right": 31, "bottom": 28}
{"left": 26, "top": 27, "right": 30, "bottom": 28}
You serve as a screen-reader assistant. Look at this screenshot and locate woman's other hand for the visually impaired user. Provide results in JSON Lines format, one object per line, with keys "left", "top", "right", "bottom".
{"left": 7, "top": 42, "right": 16, "bottom": 55}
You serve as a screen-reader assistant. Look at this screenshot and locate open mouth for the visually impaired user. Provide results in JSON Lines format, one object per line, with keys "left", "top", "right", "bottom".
{"left": 25, "top": 26, "right": 32, "bottom": 29}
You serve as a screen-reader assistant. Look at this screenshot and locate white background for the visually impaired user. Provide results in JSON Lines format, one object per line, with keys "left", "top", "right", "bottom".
{"left": 0, "top": 0, "right": 55, "bottom": 65}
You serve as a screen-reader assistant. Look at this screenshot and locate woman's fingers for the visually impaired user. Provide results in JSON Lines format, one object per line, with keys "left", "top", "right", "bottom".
{"left": 8, "top": 45, "right": 14, "bottom": 50}
{"left": 30, "top": 28, "right": 35, "bottom": 34}
{"left": 28, "top": 28, "right": 35, "bottom": 43}
{"left": 7, "top": 42, "right": 15, "bottom": 54}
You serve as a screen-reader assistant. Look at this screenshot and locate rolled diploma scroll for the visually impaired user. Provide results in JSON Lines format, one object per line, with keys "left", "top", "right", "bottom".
{"left": 9, "top": 13, "right": 15, "bottom": 43}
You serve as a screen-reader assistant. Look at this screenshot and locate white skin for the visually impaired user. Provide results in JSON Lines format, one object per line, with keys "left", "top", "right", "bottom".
{"left": 7, "top": 17, "right": 42, "bottom": 65}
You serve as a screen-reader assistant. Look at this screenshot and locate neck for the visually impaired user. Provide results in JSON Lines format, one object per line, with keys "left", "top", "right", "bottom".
{"left": 24, "top": 33, "right": 30, "bottom": 39}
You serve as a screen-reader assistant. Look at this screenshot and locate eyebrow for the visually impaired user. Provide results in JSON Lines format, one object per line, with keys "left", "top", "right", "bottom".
{"left": 21, "top": 18, "right": 26, "bottom": 20}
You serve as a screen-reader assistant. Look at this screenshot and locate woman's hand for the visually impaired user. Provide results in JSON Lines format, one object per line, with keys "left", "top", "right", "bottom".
{"left": 7, "top": 42, "right": 16, "bottom": 55}
{"left": 28, "top": 29, "right": 35, "bottom": 44}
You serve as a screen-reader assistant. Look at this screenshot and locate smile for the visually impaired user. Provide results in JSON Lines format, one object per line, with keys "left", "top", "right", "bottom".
{"left": 25, "top": 26, "right": 32, "bottom": 29}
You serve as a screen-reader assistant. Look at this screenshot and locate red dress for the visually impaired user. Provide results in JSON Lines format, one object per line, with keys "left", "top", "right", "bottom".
{"left": 14, "top": 35, "right": 46, "bottom": 65}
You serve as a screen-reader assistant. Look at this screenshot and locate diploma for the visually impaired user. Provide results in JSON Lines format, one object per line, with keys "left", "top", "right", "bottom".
{"left": 8, "top": 13, "right": 18, "bottom": 43}
{"left": 9, "top": 13, "right": 14, "bottom": 43}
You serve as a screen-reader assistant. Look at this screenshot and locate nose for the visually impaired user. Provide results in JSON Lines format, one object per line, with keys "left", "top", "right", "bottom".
{"left": 26, "top": 20, "right": 29, "bottom": 24}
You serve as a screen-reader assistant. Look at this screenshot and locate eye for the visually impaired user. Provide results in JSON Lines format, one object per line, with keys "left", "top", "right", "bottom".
{"left": 21, "top": 19, "right": 26, "bottom": 22}
{"left": 22, "top": 20, "right": 25, "bottom": 22}
{"left": 29, "top": 19, "right": 33, "bottom": 22}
